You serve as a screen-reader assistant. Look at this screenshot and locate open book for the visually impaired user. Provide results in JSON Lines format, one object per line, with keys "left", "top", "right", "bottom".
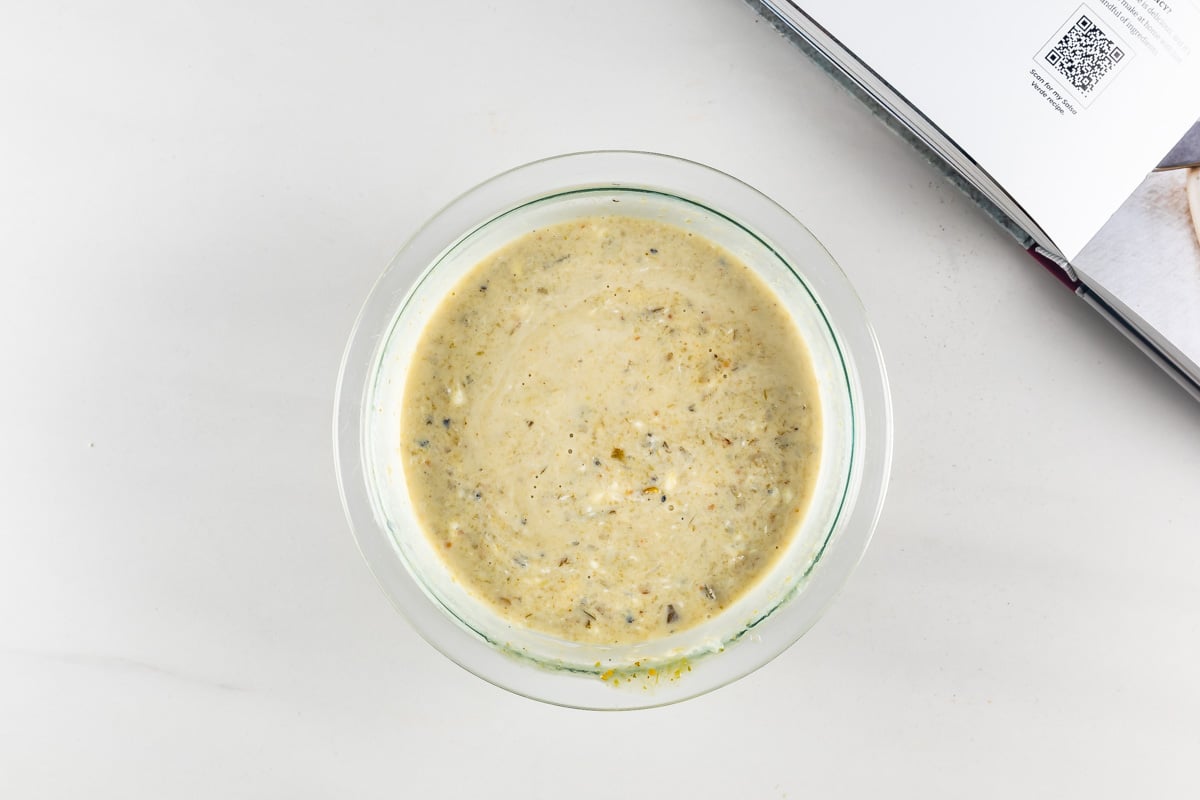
{"left": 752, "top": 1, "right": 1200, "bottom": 399}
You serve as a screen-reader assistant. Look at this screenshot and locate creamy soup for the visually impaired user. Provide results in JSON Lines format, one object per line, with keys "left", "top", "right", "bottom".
{"left": 401, "top": 215, "right": 821, "bottom": 644}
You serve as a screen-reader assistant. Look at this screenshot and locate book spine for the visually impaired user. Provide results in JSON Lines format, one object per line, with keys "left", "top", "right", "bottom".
{"left": 1028, "top": 245, "right": 1080, "bottom": 285}
{"left": 745, "top": 0, "right": 1036, "bottom": 250}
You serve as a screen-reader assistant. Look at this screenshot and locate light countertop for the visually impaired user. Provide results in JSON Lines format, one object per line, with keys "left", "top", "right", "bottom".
{"left": 3, "top": 2, "right": 1198, "bottom": 797}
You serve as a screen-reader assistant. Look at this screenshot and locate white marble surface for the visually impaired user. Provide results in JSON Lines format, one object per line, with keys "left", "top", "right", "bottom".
{"left": 2, "top": 1, "right": 1197, "bottom": 797}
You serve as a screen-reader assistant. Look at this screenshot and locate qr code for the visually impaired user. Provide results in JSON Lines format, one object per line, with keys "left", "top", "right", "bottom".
{"left": 1045, "top": 15, "right": 1123, "bottom": 93}
{"left": 1036, "top": 6, "right": 1130, "bottom": 105}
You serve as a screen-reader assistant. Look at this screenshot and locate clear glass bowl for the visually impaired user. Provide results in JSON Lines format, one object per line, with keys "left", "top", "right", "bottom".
{"left": 334, "top": 151, "right": 892, "bottom": 709}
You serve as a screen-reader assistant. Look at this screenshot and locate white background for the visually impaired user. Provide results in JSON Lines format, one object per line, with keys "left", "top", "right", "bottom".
{"left": 2, "top": 1, "right": 1197, "bottom": 797}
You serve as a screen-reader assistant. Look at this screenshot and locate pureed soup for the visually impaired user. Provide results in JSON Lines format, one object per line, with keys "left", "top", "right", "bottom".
{"left": 401, "top": 215, "right": 822, "bottom": 645}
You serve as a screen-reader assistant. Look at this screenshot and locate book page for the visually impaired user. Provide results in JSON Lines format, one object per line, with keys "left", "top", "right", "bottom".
{"left": 1071, "top": 161, "right": 1200, "bottom": 377}
{"left": 781, "top": 1, "right": 1200, "bottom": 260}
